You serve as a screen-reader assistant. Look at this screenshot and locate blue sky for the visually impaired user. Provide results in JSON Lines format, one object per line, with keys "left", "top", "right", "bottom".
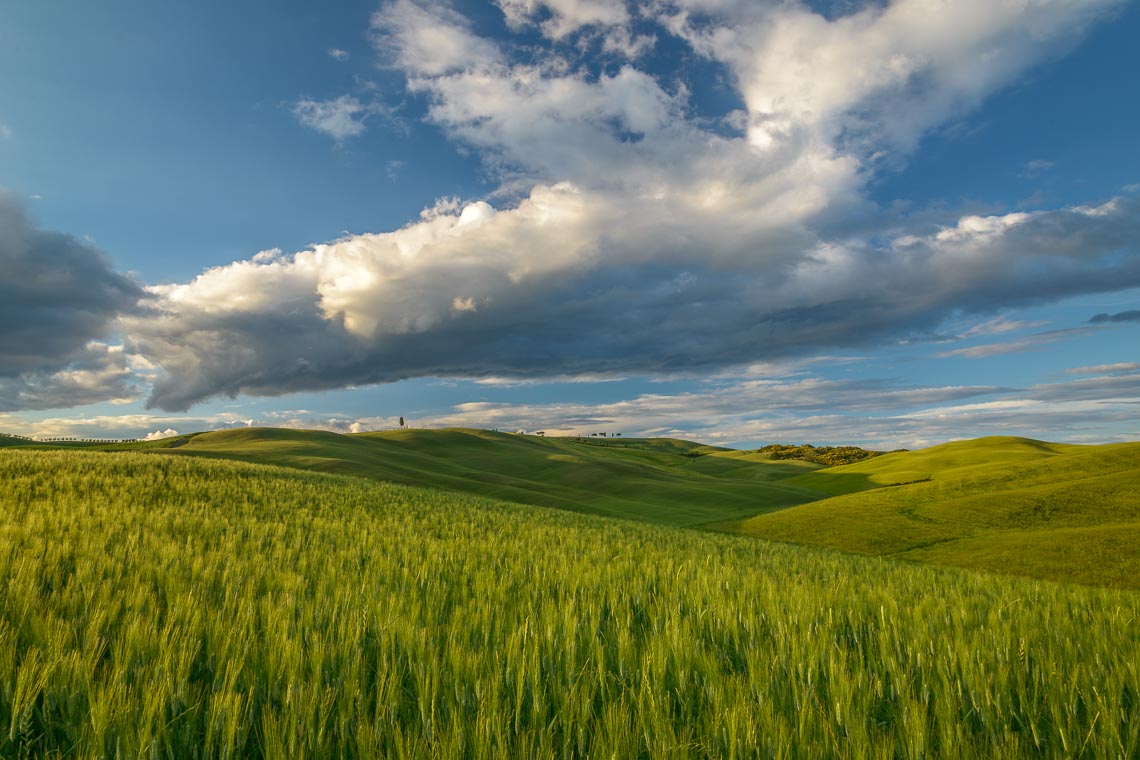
{"left": 1, "top": 0, "right": 1138, "bottom": 448}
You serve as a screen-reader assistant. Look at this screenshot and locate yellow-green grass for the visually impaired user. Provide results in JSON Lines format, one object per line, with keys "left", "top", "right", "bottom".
{"left": 685, "top": 448, "right": 826, "bottom": 481}
{"left": 9, "top": 429, "right": 1138, "bottom": 589}
{"left": 787, "top": 436, "right": 1087, "bottom": 496}
{"left": 560, "top": 435, "right": 726, "bottom": 457}
{"left": 725, "top": 441, "right": 1140, "bottom": 588}
{"left": 110, "top": 427, "right": 827, "bottom": 527}
{"left": 1, "top": 449, "right": 1137, "bottom": 757}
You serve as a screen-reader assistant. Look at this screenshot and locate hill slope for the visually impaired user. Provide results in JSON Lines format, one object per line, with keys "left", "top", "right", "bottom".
{"left": 126, "top": 427, "right": 826, "bottom": 527}
{"left": 725, "top": 440, "right": 1140, "bottom": 587}
{"left": 785, "top": 436, "right": 1087, "bottom": 495}
{"left": 10, "top": 428, "right": 1137, "bottom": 587}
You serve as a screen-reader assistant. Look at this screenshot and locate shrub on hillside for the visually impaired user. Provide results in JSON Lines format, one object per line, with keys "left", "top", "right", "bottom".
{"left": 757, "top": 443, "right": 906, "bottom": 466}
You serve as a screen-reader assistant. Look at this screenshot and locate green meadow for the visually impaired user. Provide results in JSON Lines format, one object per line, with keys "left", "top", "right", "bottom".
{"left": 724, "top": 437, "right": 1140, "bottom": 588}
{"left": 120, "top": 427, "right": 828, "bottom": 527}
{"left": 783, "top": 437, "right": 1089, "bottom": 496}
{"left": 1, "top": 431, "right": 1138, "bottom": 756}
{"left": 91, "top": 428, "right": 1140, "bottom": 589}
{"left": 1, "top": 449, "right": 1138, "bottom": 757}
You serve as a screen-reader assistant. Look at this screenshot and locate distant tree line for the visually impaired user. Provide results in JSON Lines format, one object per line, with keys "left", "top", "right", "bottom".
{"left": 0, "top": 433, "right": 139, "bottom": 443}
{"left": 757, "top": 443, "right": 906, "bottom": 466}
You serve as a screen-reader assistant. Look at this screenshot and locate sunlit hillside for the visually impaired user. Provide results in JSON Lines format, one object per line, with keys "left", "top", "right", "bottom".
{"left": 725, "top": 439, "right": 1140, "bottom": 588}
{"left": 112, "top": 427, "right": 828, "bottom": 527}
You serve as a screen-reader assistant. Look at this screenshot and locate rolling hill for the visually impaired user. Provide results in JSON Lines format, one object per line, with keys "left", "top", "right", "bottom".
{"left": 724, "top": 438, "right": 1140, "bottom": 588}
{"left": 112, "top": 427, "right": 827, "bottom": 527}
{"left": 784, "top": 436, "right": 1088, "bottom": 495}
{"left": 7, "top": 428, "right": 1138, "bottom": 586}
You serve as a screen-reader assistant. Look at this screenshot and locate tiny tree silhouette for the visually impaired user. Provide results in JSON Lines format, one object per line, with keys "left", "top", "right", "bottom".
{"left": 399, "top": 416, "right": 405, "bottom": 429}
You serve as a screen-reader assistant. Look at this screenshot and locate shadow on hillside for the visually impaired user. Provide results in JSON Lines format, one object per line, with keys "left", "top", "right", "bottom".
{"left": 793, "top": 471, "right": 933, "bottom": 496}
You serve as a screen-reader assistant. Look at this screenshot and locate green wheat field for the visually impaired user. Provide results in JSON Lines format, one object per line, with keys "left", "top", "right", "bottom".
{"left": 1, "top": 430, "right": 1137, "bottom": 757}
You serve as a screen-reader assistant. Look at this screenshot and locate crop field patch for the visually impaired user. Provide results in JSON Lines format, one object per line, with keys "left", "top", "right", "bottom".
{"left": 0, "top": 450, "right": 1137, "bottom": 757}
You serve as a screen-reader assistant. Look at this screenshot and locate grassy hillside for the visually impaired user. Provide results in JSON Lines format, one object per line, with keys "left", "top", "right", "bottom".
{"left": 786, "top": 436, "right": 1087, "bottom": 495}
{"left": 121, "top": 427, "right": 826, "bottom": 527}
{"left": 563, "top": 435, "right": 726, "bottom": 457}
{"left": 1, "top": 449, "right": 1137, "bottom": 757}
{"left": 10, "top": 427, "right": 1138, "bottom": 588}
{"left": 726, "top": 441, "right": 1140, "bottom": 588}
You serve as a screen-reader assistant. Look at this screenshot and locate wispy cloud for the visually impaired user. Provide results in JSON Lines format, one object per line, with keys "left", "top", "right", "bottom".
{"left": 408, "top": 371, "right": 1140, "bottom": 448}
{"left": 958, "top": 316, "right": 1049, "bottom": 339}
{"left": 1089, "top": 309, "right": 1140, "bottom": 323}
{"left": 385, "top": 159, "right": 406, "bottom": 181}
{"left": 1066, "top": 362, "right": 1140, "bottom": 375}
{"left": 291, "top": 95, "right": 392, "bottom": 141}
{"left": 328, "top": 48, "right": 350, "bottom": 61}
{"left": 473, "top": 373, "right": 627, "bottom": 387}
{"left": 1018, "top": 158, "right": 1055, "bottom": 178}
{"left": 9, "top": 367, "right": 1137, "bottom": 449}
{"left": 936, "top": 328, "right": 1089, "bottom": 359}
{"left": 332, "top": 370, "right": 1137, "bottom": 448}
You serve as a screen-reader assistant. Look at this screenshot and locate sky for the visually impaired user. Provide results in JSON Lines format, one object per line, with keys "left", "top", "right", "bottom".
{"left": 1, "top": 0, "right": 1138, "bottom": 449}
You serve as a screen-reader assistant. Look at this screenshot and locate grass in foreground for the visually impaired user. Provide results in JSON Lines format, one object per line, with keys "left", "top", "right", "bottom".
{"left": 725, "top": 440, "right": 1140, "bottom": 588}
{"left": 1, "top": 449, "right": 1137, "bottom": 757}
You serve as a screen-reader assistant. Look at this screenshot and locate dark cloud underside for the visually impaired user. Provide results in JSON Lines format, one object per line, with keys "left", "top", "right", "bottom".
{"left": 0, "top": 194, "right": 140, "bottom": 377}
{"left": 0, "top": 193, "right": 141, "bottom": 409}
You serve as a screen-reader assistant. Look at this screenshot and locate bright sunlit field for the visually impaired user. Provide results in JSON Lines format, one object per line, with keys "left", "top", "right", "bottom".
{"left": 1, "top": 449, "right": 1137, "bottom": 758}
